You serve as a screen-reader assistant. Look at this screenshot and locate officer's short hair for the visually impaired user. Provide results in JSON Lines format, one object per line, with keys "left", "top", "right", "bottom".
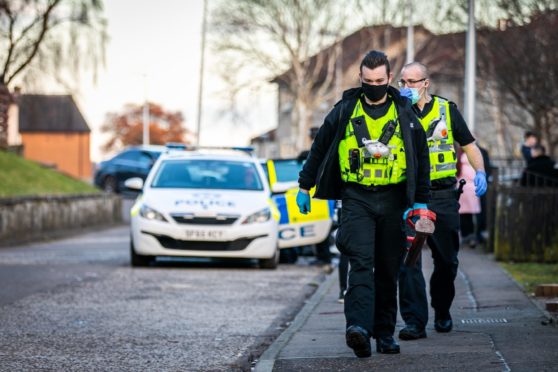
{"left": 360, "top": 50, "right": 390, "bottom": 76}
{"left": 401, "top": 62, "right": 429, "bottom": 79}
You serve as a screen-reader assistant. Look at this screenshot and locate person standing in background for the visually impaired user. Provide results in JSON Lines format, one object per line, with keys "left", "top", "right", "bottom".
{"left": 521, "top": 131, "right": 539, "bottom": 163}
{"left": 457, "top": 151, "right": 481, "bottom": 246}
{"left": 477, "top": 145, "right": 491, "bottom": 244}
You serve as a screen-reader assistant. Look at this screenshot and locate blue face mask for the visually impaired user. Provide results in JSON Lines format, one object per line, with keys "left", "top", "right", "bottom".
{"left": 400, "top": 87, "right": 420, "bottom": 105}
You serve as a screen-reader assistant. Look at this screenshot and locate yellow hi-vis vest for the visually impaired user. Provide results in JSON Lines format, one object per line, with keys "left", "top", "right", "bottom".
{"left": 419, "top": 97, "right": 457, "bottom": 181}
{"left": 338, "top": 98, "right": 407, "bottom": 186}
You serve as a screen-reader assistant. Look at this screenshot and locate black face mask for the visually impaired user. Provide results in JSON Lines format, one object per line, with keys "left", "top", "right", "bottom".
{"left": 361, "top": 82, "right": 388, "bottom": 102}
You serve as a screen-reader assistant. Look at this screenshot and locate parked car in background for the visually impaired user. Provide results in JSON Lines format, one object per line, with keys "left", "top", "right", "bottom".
{"left": 261, "top": 158, "right": 337, "bottom": 263}
{"left": 94, "top": 146, "right": 165, "bottom": 193}
{"left": 126, "top": 145, "right": 280, "bottom": 268}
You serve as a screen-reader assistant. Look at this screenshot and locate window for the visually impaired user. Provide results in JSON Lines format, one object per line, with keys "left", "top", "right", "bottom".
{"left": 273, "top": 159, "right": 304, "bottom": 183}
{"left": 138, "top": 152, "right": 154, "bottom": 167}
{"left": 152, "top": 160, "right": 264, "bottom": 190}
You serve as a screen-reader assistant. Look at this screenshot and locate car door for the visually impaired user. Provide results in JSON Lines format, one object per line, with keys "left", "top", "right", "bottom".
{"left": 136, "top": 151, "right": 157, "bottom": 179}
{"left": 265, "top": 158, "right": 335, "bottom": 248}
{"left": 111, "top": 150, "right": 141, "bottom": 188}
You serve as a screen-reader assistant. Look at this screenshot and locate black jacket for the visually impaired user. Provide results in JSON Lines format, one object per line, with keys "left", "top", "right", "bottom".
{"left": 298, "top": 86, "right": 430, "bottom": 207}
{"left": 520, "top": 155, "right": 558, "bottom": 187}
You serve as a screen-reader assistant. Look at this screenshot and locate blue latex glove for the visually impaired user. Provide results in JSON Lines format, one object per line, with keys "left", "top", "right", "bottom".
{"left": 403, "top": 203, "right": 428, "bottom": 221}
{"left": 296, "top": 190, "right": 311, "bottom": 214}
{"left": 399, "top": 87, "right": 420, "bottom": 104}
{"left": 474, "top": 171, "right": 487, "bottom": 197}
{"left": 399, "top": 87, "right": 413, "bottom": 100}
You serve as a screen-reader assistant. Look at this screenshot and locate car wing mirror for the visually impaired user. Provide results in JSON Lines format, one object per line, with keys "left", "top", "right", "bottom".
{"left": 124, "top": 177, "right": 144, "bottom": 191}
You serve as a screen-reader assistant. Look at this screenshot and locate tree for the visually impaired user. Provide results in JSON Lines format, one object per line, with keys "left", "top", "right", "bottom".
{"left": 478, "top": 2, "right": 558, "bottom": 156}
{"left": 0, "top": 0, "right": 106, "bottom": 86}
{"left": 0, "top": 0, "right": 107, "bottom": 148}
{"left": 101, "top": 103, "right": 191, "bottom": 153}
{"left": 211, "top": 0, "right": 484, "bottom": 155}
{"left": 212, "top": 0, "right": 356, "bottom": 153}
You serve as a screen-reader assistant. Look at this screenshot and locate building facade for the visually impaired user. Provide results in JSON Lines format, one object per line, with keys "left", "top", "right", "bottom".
{"left": 252, "top": 24, "right": 528, "bottom": 159}
{"left": 17, "top": 94, "right": 92, "bottom": 180}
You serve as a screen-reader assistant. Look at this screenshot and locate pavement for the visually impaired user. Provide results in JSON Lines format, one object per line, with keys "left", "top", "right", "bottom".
{"left": 255, "top": 247, "right": 558, "bottom": 371}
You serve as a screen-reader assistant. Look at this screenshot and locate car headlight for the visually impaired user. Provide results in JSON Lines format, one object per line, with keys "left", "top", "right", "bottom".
{"left": 139, "top": 204, "right": 168, "bottom": 222}
{"left": 242, "top": 207, "right": 271, "bottom": 224}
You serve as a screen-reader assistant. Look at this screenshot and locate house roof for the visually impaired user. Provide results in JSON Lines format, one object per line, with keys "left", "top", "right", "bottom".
{"left": 18, "top": 94, "right": 90, "bottom": 133}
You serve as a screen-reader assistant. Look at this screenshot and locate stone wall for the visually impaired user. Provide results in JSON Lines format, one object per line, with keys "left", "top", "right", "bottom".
{"left": 0, "top": 193, "right": 122, "bottom": 245}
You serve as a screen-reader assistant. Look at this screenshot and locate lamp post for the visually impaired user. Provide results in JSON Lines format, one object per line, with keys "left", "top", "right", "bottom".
{"left": 406, "top": 0, "right": 414, "bottom": 64}
{"left": 142, "top": 73, "right": 149, "bottom": 146}
{"left": 464, "top": 0, "right": 476, "bottom": 132}
{"left": 196, "top": 0, "right": 208, "bottom": 146}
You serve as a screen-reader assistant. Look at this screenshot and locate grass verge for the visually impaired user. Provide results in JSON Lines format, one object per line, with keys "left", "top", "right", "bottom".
{"left": 0, "top": 150, "right": 98, "bottom": 197}
{"left": 499, "top": 262, "right": 558, "bottom": 294}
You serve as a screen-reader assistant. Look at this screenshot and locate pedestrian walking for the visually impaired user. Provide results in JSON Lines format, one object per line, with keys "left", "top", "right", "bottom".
{"left": 296, "top": 51, "right": 430, "bottom": 357}
{"left": 397, "top": 62, "right": 487, "bottom": 340}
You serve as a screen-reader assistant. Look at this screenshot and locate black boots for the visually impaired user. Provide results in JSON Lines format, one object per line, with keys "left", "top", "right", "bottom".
{"left": 345, "top": 325, "right": 372, "bottom": 358}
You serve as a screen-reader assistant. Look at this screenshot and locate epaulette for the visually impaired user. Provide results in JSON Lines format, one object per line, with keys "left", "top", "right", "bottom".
{"left": 434, "top": 94, "right": 457, "bottom": 108}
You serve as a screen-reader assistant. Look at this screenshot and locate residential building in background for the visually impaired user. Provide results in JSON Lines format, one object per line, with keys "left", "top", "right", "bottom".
{"left": 17, "top": 94, "right": 92, "bottom": 180}
{"left": 252, "top": 23, "right": 527, "bottom": 159}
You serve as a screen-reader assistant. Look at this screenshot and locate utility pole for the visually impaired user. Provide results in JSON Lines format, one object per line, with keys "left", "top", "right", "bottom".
{"left": 406, "top": 0, "right": 414, "bottom": 64}
{"left": 464, "top": 0, "right": 476, "bottom": 131}
{"left": 196, "top": 0, "right": 208, "bottom": 146}
{"left": 142, "top": 74, "right": 149, "bottom": 146}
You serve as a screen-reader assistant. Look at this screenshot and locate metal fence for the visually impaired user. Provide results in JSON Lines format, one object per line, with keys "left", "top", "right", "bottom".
{"left": 485, "top": 158, "right": 558, "bottom": 262}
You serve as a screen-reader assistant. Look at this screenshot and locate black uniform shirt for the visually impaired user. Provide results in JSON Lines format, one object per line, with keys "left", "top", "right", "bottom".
{"left": 413, "top": 96, "right": 475, "bottom": 189}
{"left": 360, "top": 96, "right": 393, "bottom": 119}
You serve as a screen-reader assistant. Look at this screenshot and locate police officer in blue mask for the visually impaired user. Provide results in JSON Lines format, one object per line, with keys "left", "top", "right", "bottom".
{"left": 397, "top": 62, "right": 487, "bottom": 340}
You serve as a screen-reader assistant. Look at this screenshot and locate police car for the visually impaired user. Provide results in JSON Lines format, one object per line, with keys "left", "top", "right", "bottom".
{"left": 262, "top": 158, "right": 336, "bottom": 260}
{"left": 125, "top": 145, "right": 280, "bottom": 269}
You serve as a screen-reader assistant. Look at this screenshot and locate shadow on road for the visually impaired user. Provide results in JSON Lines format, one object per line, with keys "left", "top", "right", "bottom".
{"left": 137, "top": 256, "right": 265, "bottom": 270}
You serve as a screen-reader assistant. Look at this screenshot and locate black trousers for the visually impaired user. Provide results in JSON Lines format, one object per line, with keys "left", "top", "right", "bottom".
{"left": 460, "top": 213, "right": 475, "bottom": 238}
{"left": 338, "top": 253, "right": 349, "bottom": 293}
{"left": 398, "top": 189, "right": 460, "bottom": 328}
{"left": 336, "top": 183, "right": 406, "bottom": 338}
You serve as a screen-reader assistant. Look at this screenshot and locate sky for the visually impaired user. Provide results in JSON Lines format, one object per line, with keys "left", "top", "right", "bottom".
{"left": 78, "top": 0, "right": 276, "bottom": 162}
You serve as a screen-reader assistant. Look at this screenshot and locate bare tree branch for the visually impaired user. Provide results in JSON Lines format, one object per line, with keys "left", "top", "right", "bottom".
{"left": 6, "top": 0, "right": 62, "bottom": 84}
{"left": 0, "top": 0, "right": 107, "bottom": 88}
{"left": 478, "top": 1, "right": 558, "bottom": 155}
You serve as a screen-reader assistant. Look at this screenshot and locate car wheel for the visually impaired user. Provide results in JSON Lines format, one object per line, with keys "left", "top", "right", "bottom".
{"left": 279, "top": 247, "right": 298, "bottom": 264}
{"left": 103, "top": 176, "right": 117, "bottom": 193}
{"left": 259, "top": 248, "right": 279, "bottom": 269}
{"left": 130, "top": 239, "right": 153, "bottom": 267}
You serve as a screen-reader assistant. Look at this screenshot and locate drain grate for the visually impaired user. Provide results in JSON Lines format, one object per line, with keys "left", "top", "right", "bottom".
{"left": 461, "top": 318, "right": 508, "bottom": 324}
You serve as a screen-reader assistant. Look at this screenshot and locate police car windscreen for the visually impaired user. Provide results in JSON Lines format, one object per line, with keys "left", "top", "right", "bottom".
{"left": 274, "top": 159, "right": 303, "bottom": 182}
{"left": 151, "top": 159, "right": 264, "bottom": 191}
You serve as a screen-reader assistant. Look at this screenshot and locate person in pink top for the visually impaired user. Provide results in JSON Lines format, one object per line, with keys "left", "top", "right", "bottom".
{"left": 457, "top": 152, "right": 480, "bottom": 246}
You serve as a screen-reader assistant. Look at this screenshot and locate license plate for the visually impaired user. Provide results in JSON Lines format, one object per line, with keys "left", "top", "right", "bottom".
{"left": 184, "top": 230, "right": 224, "bottom": 240}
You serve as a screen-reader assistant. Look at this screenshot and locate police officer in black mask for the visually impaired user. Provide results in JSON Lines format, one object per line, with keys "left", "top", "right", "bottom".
{"left": 296, "top": 50, "right": 430, "bottom": 357}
